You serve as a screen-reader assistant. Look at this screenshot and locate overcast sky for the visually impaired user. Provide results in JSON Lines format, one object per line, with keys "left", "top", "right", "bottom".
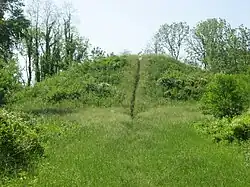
{"left": 24, "top": 0, "right": 250, "bottom": 54}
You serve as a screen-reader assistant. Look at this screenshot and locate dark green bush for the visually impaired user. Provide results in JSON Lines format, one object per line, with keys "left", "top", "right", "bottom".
{"left": 0, "top": 60, "right": 22, "bottom": 106}
{"left": 144, "top": 55, "right": 207, "bottom": 100}
{"left": 0, "top": 109, "right": 44, "bottom": 175}
{"left": 195, "top": 117, "right": 230, "bottom": 143}
{"left": 195, "top": 113, "right": 250, "bottom": 143}
{"left": 157, "top": 70, "right": 209, "bottom": 100}
{"left": 11, "top": 56, "right": 127, "bottom": 107}
{"left": 228, "top": 114, "right": 250, "bottom": 142}
{"left": 146, "top": 55, "right": 197, "bottom": 82}
{"left": 201, "top": 73, "right": 250, "bottom": 119}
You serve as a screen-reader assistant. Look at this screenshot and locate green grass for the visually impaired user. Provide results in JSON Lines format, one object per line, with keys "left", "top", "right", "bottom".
{"left": 5, "top": 102, "right": 250, "bottom": 186}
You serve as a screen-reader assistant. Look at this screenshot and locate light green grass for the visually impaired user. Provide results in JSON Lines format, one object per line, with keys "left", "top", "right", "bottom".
{"left": 5, "top": 103, "right": 250, "bottom": 186}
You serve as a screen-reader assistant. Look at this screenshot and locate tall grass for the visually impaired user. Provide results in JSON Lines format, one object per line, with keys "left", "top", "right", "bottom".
{"left": 3, "top": 55, "right": 250, "bottom": 186}
{"left": 4, "top": 103, "right": 250, "bottom": 186}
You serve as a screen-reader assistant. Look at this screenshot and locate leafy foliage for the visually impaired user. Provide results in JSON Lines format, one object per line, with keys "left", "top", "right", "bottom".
{"left": 157, "top": 22, "right": 189, "bottom": 60}
{"left": 229, "top": 114, "right": 250, "bottom": 142}
{"left": 185, "top": 18, "right": 250, "bottom": 73}
{"left": 201, "top": 74, "right": 250, "bottom": 119}
{"left": 12, "top": 56, "right": 127, "bottom": 107}
{"left": 0, "top": 109, "right": 44, "bottom": 175}
{"left": 158, "top": 70, "right": 209, "bottom": 100}
{"left": 0, "top": 59, "right": 22, "bottom": 106}
{"left": 0, "top": 0, "right": 30, "bottom": 61}
{"left": 196, "top": 113, "right": 250, "bottom": 143}
{"left": 144, "top": 32, "right": 165, "bottom": 55}
{"left": 144, "top": 55, "right": 207, "bottom": 100}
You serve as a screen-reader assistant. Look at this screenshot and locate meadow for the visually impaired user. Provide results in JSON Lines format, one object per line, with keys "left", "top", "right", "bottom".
{"left": 1, "top": 55, "right": 250, "bottom": 186}
{"left": 1, "top": 2, "right": 250, "bottom": 186}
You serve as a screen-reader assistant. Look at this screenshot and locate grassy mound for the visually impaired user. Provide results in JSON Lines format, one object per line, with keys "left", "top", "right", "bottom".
{"left": 10, "top": 55, "right": 206, "bottom": 112}
{"left": 11, "top": 56, "right": 128, "bottom": 110}
{"left": 142, "top": 55, "right": 210, "bottom": 101}
{"left": 3, "top": 55, "right": 250, "bottom": 186}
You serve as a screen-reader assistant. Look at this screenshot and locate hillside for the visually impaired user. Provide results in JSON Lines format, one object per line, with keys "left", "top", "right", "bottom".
{"left": 10, "top": 54, "right": 207, "bottom": 113}
{"left": 5, "top": 104, "right": 250, "bottom": 186}
{"left": 2, "top": 55, "right": 250, "bottom": 187}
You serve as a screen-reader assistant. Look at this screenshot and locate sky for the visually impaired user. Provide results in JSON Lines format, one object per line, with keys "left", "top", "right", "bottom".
{"left": 23, "top": 0, "right": 250, "bottom": 55}
{"left": 20, "top": 0, "right": 250, "bottom": 82}
{"left": 48, "top": 0, "right": 250, "bottom": 55}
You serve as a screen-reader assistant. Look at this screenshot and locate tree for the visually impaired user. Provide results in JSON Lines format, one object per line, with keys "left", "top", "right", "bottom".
{"left": 0, "top": 0, "right": 30, "bottom": 61}
{"left": 25, "top": 0, "right": 42, "bottom": 82}
{"left": 186, "top": 18, "right": 250, "bottom": 73}
{"left": 185, "top": 27, "right": 206, "bottom": 68}
{"left": 40, "top": 0, "right": 58, "bottom": 79}
{"left": 62, "top": 2, "right": 89, "bottom": 66}
{"left": 157, "top": 22, "right": 189, "bottom": 60}
{"left": 229, "top": 25, "right": 250, "bottom": 73}
{"left": 51, "top": 24, "right": 63, "bottom": 73}
{"left": 186, "top": 18, "right": 230, "bottom": 70}
{"left": 23, "top": 0, "right": 91, "bottom": 83}
{"left": 21, "top": 28, "right": 34, "bottom": 86}
{"left": 0, "top": 0, "right": 28, "bottom": 103}
{"left": 0, "top": 59, "right": 21, "bottom": 105}
{"left": 145, "top": 32, "right": 164, "bottom": 55}
{"left": 72, "top": 35, "right": 89, "bottom": 62}
{"left": 90, "top": 47, "right": 106, "bottom": 60}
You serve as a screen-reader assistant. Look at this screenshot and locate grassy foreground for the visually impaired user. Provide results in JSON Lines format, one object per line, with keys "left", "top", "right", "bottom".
{"left": 5, "top": 102, "right": 250, "bottom": 187}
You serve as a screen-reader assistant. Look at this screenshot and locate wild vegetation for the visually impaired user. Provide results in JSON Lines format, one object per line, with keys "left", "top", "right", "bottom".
{"left": 1, "top": 0, "right": 250, "bottom": 186}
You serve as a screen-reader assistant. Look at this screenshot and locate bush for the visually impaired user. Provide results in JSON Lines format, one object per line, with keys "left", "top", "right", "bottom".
{"left": 157, "top": 70, "right": 209, "bottom": 100}
{"left": 0, "top": 60, "right": 22, "bottom": 106}
{"left": 229, "top": 114, "right": 250, "bottom": 142}
{"left": 11, "top": 56, "right": 128, "bottom": 107}
{"left": 195, "top": 114, "right": 250, "bottom": 143}
{"left": 144, "top": 55, "right": 208, "bottom": 100}
{"left": 195, "top": 117, "right": 230, "bottom": 143}
{"left": 201, "top": 73, "right": 250, "bottom": 119}
{"left": 146, "top": 55, "right": 197, "bottom": 82}
{"left": 0, "top": 109, "right": 44, "bottom": 175}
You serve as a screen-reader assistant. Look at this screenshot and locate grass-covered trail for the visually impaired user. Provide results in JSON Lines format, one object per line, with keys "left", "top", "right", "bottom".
{"left": 10, "top": 103, "right": 250, "bottom": 187}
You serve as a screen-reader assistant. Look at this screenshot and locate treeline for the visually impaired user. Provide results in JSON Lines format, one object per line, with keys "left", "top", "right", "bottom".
{"left": 145, "top": 18, "right": 250, "bottom": 74}
{"left": 0, "top": 0, "right": 108, "bottom": 87}
{"left": 1, "top": 0, "right": 250, "bottom": 101}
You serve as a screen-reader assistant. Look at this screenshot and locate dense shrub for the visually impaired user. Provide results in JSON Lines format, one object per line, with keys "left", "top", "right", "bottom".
{"left": 11, "top": 56, "right": 127, "bottom": 107}
{"left": 157, "top": 70, "right": 209, "bottom": 100}
{"left": 195, "top": 118, "right": 230, "bottom": 143}
{"left": 0, "top": 109, "right": 44, "bottom": 175}
{"left": 74, "top": 55, "right": 127, "bottom": 85}
{"left": 229, "top": 114, "right": 250, "bottom": 142}
{"left": 195, "top": 113, "right": 250, "bottom": 143}
{"left": 0, "top": 60, "right": 22, "bottom": 106}
{"left": 144, "top": 55, "right": 207, "bottom": 100}
{"left": 201, "top": 73, "right": 250, "bottom": 119}
{"left": 146, "top": 55, "right": 197, "bottom": 82}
